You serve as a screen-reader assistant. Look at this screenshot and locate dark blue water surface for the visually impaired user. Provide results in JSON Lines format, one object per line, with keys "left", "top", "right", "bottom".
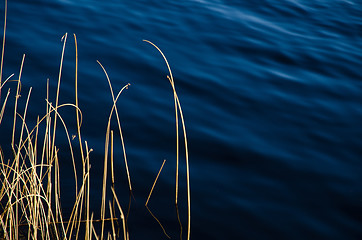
{"left": 1, "top": 0, "right": 362, "bottom": 239}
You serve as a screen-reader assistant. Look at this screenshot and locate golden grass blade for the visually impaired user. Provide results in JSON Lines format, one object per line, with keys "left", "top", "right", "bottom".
{"left": 108, "top": 201, "right": 116, "bottom": 240}
{"left": 54, "top": 151, "right": 59, "bottom": 223}
{"left": 85, "top": 141, "right": 92, "bottom": 240}
{"left": 74, "top": 174, "right": 87, "bottom": 240}
{"left": 0, "top": 88, "right": 10, "bottom": 124}
{"left": 73, "top": 33, "right": 85, "bottom": 163}
{"left": 111, "top": 131, "right": 114, "bottom": 188}
{"left": 145, "top": 205, "right": 171, "bottom": 239}
{"left": 0, "top": 0, "right": 7, "bottom": 91}
{"left": 11, "top": 54, "right": 25, "bottom": 147}
{"left": 90, "top": 213, "right": 100, "bottom": 240}
{"left": 100, "top": 126, "right": 110, "bottom": 240}
{"left": 142, "top": 40, "right": 180, "bottom": 205}
{"left": 97, "top": 61, "right": 130, "bottom": 240}
{"left": 110, "top": 187, "right": 127, "bottom": 240}
{"left": 51, "top": 33, "right": 79, "bottom": 198}
{"left": 96, "top": 60, "right": 132, "bottom": 193}
{"left": 168, "top": 75, "right": 191, "bottom": 240}
{"left": 13, "top": 86, "right": 32, "bottom": 240}
{"left": 144, "top": 40, "right": 191, "bottom": 240}
{"left": 145, "top": 159, "right": 166, "bottom": 206}
{"left": 142, "top": 40, "right": 174, "bottom": 83}
{"left": 54, "top": 148, "right": 67, "bottom": 238}
{"left": 90, "top": 213, "right": 96, "bottom": 240}
{"left": 0, "top": 73, "right": 14, "bottom": 89}
{"left": 0, "top": 214, "right": 10, "bottom": 240}
{"left": 145, "top": 159, "right": 170, "bottom": 239}
{"left": 45, "top": 102, "right": 79, "bottom": 180}
{"left": 13, "top": 81, "right": 30, "bottom": 160}
{"left": 110, "top": 130, "right": 117, "bottom": 232}
{"left": 65, "top": 172, "right": 88, "bottom": 240}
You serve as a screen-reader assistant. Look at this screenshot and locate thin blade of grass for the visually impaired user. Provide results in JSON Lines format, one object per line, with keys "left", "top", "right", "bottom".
{"left": 0, "top": 0, "right": 7, "bottom": 94}
{"left": 143, "top": 40, "right": 191, "bottom": 240}
{"left": 145, "top": 159, "right": 170, "bottom": 239}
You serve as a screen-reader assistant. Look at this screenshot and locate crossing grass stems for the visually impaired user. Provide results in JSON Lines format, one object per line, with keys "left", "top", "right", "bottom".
{"left": 0, "top": 0, "right": 191, "bottom": 239}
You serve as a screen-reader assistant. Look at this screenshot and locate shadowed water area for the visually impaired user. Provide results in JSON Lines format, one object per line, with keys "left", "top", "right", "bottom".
{"left": 0, "top": 0, "right": 362, "bottom": 239}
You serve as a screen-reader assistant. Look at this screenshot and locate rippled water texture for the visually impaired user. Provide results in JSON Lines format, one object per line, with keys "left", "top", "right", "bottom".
{"left": 1, "top": 0, "right": 362, "bottom": 239}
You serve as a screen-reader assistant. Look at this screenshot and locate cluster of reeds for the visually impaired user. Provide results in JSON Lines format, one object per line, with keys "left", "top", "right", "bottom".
{"left": 0, "top": 0, "right": 191, "bottom": 239}
{"left": 0, "top": 30, "right": 129, "bottom": 239}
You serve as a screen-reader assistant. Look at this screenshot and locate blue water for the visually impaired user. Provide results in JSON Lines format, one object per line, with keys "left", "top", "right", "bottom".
{"left": 1, "top": 0, "right": 362, "bottom": 239}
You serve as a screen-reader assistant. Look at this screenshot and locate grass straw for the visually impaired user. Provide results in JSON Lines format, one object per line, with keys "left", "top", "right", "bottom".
{"left": 145, "top": 160, "right": 166, "bottom": 207}
{"left": 73, "top": 34, "right": 85, "bottom": 162}
{"left": 85, "top": 141, "right": 92, "bottom": 240}
{"left": 108, "top": 201, "right": 116, "bottom": 240}
{"left": 0, "top": 87, "right": 10, "bottom": 124}
{"left": 0, "top": 0, "right": 7, "bottom": 95}
{"left": 143, "top": 40, "right": 191, "bottom": 240}
{"left": 11, "top": 54, "right": 25, "bottom": 148}
{"left": 97, "top": 60, "right": 132, "bottom": 193}
{"left": 0, "top": 74, "right": 15, "bottom": 125}
{"left": 145, "top": 159, "right": 170, "bottom": 239}
{"left": 97, "top": 61, "right": 130, "bottom": 240}
{"left": 110, "top": 187, "right": 127, "bottom": 240}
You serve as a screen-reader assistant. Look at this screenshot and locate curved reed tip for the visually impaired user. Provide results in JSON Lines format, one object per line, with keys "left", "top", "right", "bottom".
{"left": 142, "top": 39, "right": 154, "bottom": 45}
{"left": 61, "top": 33, "right": 68, "bottom": 41}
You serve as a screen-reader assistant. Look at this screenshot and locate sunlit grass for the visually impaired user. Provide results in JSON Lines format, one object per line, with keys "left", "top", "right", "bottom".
{"left": 0, "top": 0, "right": 190, "bottom": 239}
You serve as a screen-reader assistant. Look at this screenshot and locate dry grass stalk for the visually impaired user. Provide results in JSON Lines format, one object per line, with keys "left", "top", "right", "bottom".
{"left": 0, "top": 0, "right": 7, "bottom": 93}
{"left": 143, "top": 40, "right": 191, "bottom": 240}
{"left": 145, "top": 159, "right": 170, "bottom": 239}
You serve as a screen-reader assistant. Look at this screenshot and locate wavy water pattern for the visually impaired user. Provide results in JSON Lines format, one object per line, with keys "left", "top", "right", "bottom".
{"left": 0, "top": 0, "right": 361, "bottom": 239}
